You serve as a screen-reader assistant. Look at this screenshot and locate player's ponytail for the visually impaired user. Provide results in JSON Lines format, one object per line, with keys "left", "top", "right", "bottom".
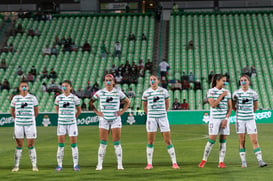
{"left": 211, "top": 74, "right": 225, "bottom": 88}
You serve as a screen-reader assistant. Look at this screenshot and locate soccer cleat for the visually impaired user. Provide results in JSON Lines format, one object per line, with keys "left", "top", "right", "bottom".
{"left": 241, "top": 161, "right": 247, "bottom": 168}
{"left": 55, "top": 166, "right": 63, "bottom": 171}
{"left": 96, "top": 165, "right": 103, "bottom": 171}
{"left": 118, "top": 165, "right": 124, "bottom": 170}
{"left": 144, "top": 164, "right": 153, "bottom": 170}
{"left": 32, "top": 166, "right": 39, "bottom": 172}
{"left": 73, "top": 165, "right": 80, "bottom": 171}
{"left": 198, "top": 160, "right": 206, "bottom": 168}
{"left": 259, "top": 160, "right": 268, "bottom": 167}
{"left": 11, "top": 167, "right": 19, "bottom": 172}
{"left": 218, "top": 162, "right": 226, "bottom": 168}
{"left": 172, "top": 163, "right": 180, "bottom": 169}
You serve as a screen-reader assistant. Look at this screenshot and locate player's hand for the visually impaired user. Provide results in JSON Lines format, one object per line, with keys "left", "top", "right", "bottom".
{"left": 116, "top": 111, "right": 123, "bottom": 116}
{"left": 221, "top": 91, "right": 228, "bottom": 97}
{"left": 96, "top": 111, "right": 104, "bottom": 117}
{"left": 221, "top": 119, "right": 227, "bottom": 128}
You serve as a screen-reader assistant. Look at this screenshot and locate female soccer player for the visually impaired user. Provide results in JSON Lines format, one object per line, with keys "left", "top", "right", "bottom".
{"left": 55, "top": 80, "right": 81, "bottom": 171}
{"left": 10, "top": 80, "right": 39, "bottom": 172}
{"left": 232, "top": 75, "right": 267, "bottom": 167}
{"left": 199, "top": 74, "right": 232, "bottom": 168}
{"left": 89, "top": 74, "right": 130, "bottom": 170}
{"left": 142, "top": 75, "right": 179, "bottom": 170}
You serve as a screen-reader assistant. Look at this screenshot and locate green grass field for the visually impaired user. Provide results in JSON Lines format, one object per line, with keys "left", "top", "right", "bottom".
{"left": 0, "top": 124, "right": 272, "bottom": 181}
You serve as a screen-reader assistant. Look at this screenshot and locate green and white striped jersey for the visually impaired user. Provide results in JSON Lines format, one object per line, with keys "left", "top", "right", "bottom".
{"left": 93, "top": 88, "right": 126, "bottom": 121}
{"left": 232, "top": 88, "right": 258, "bottom": 121}
{"left": 55, "top": 93, "right": 80, "bottom": 125}
{"left": 207, "top": 87, "right": 231, "bottom": 120}
{"left": 142, "top": 87, "right": 169, "bottom": 119}
{"left": 10, "top": 94, "right": 38, "bottom": 126}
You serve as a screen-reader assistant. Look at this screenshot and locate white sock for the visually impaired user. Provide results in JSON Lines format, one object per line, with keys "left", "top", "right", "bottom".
{"left": 167, "top": 144, "right": 177, "bottom": 164}
{"left": 57, "top": 144, "right": 65, "bottom": 167}
{"left": 97, "top": 143, "right": 107, "bottom": 167}
{"left": 147, "top": 144, "right": 154, "bottom": 165}
{"left": 239, "top": 148, "right": 246, "bottom": 163}
{"left": 114, "top": 143, "right": 123, "bottom": 167}
{"left": 219, "top": 141, "right": 226, "bottom": 163}
{"left": 202, "top": 140, "right": 215, "bottom": 161}
{"left": 71, "top": 144, "right": 79, "bottom": 167}
{"left": 14, "top": 147, "right": 22, "bottom": 168}
{"left": 28, "top": 147, "right": 37, "bottom": 167}
{"left": 254, "top": 148, "right": 263, "bottom": 161}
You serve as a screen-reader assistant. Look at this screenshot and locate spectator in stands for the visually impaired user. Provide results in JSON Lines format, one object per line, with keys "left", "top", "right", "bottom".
{"left": 34, "top": 28, "right": 40, "bottom": 36}
{"left": 242, "top": 65, "right": 251, "bottom": 77}
{"left": 28, "top": 28, "right": 34, "bottom": 36}
{"left": 9, "top": 43, "right": 14, "bottom": 53}
{"left": 161, "top": 76, "right": 168, "bottom": 89}
{"left": 187, "top": 40, "right": 194, "bottom": 50}
{"left": 208, "top": 70, "right": 214, "bottom": 84}
{"left": 127, "top": 88, "right": 136, "bottom": 98}
{"left": 81, "top": 102, "right": 87, "bottom": 111}
{"left": 16, "top": 23, "right": 23, "bottom": 34}
{"left": 2, "top": 42, "right": 9, "bottom": 53}
{"left": 129, "top": 73, "right": 138, "bottom": 85}
{"left": 110, "top": 64, "right": 117, "bottom": 76}
{"left": 42, "top": 82, "right": 47, "bottom": 92}
{"left": 48, "top": 80, "right": 57, "bottom": 93}
{"left": 2, "top": 79, "right": 10, "bottom": 90}
{"left": 49, "top": 68, "right": 57, "bottom": 79}
{"left": 182, "top": 79, "right": 190, "bottom": 90}
{"left": 71, "top": 42, "right": 78, "bottom": 52}
{"left": 76, "top": 87, "right": 84, "bottom": 99}
{"left": 61, "top": 36, "right": 66, "bottom": 45}
{"left": 122, "top": 71, "right": 130, "bottom": 84}
{"left": 172, "top": 98, "right": 181, "bottom": 110}
{"left": 43, "top": 45, "right": 51, "bottom": 56}
{"left": 124, "top": 61, "right": 132, "bottom": 72}
{"left": 141, "top": 33, "right": 147, "bottom": 41}
{"left": 138, "top": 59, "right": 145, "bottom": 77}
{"left": 251, "top": 65, "right": 256, "bottom": 76}
{"left": 51, "top": 45, "right": 58, "bottom": 55}
{"left": 101, "top": 41, "right": 108, "bottom": 58}
{"left": 118, "top": 64, "right": 124, "bottom": 75}
{"left": 188, "top": 72, "right": 195, "bottom": 82}
{"left": 41, "top": 67, "right": 49, "bottom": 79}
{"left": 63, "top": 41, "right": 72, "bottom": 52}
{"left": 131, "top": 62, "right": 138, "bottom": 75}
{"left": 0, "top": 59, "right": 7, "bottom": 71}
{"left": 115, "top": 72, "right": 123, "bottom": 84}
{"left": 181, "top": 71, "right": 189, "bottom": 82}
{"left": 173, "top": 80, "right": 182, "bottom": 90}
{"left": 181, "top": 99, "right": 189, "bottom": 110}
{"left": 128, "top": 32, "right": 136, "bottom": 41}
{"left": 194, "top": 80, "right": 201, "bottom": 90}
{"left": 114, "top": 41, "right": 122, "bottom": 58}
{"left": 46, "top": 13, "right": 52, "bottom": 21}
{"left": 82, "top": 40, "right": 91, "bottom": 52}
{"left": 224, "top": 72, "right": 230, "bottom": 82}
{"left": 17, "top": 66, "right": 23, "bottom": 76}
{"left": 159, "top": 59, "right": 169, "bottom": 77}
{"left": 155, "top": 4, "right": 163, "bottom": 20}
{"left": 172, "top": 3, "right": 179, "bottom": 13}
{"left": 67, "top": 36, "right": 72, "bottom": 45}
{"left": 125, "top": 4, "right": 130, "bottom": 13}
{"left": 145, "top": 59, "right": 152, "bottom": 72}
{"left": 92, "top": 81, "right": 99, "bottom": 93}
{"left": 54, "top": 36, "right": 61, "bottom": 45}
{"left": 27, "top": 72, "right": 34, "bottom": 83}
{"left": 84, "top": 81, "right": 92, "bottom": 98}
{"left": 30, "top": 66, "right": 36, "bottom": 76}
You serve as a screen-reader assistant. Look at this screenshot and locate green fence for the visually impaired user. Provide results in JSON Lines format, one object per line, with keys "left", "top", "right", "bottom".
{"left": 0, "top": 110, "right": 272, "bottom": 127}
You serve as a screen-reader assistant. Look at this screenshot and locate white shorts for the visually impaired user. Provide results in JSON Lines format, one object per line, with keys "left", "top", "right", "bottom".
{"left": 99, "top": 117, "right": 122, "bottom": 130}
{"left": 146, "top": 116, "right": 170, "bottom": 133}
{"left": 236, "top": 119, "right": 257, "bottom": 134}
{"left": 57, "top": 124, "right": 78, "bottom": 137}
{"left": 14, "top": 125, "right": 37, "bottom": 139}
{"left": 208, "top": 119, "right": 230, "bottom": 135}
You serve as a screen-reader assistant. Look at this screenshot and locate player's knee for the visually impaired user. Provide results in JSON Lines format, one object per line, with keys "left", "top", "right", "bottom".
{"left": 27, "top": 143, "right": 34, "bottom": 148}
{"left": 164, "top": 140, "right": 171, "bottom": 145}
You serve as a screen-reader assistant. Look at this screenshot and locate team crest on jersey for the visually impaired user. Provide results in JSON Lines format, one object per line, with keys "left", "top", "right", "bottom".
{"left": 249, "top": 93, "right": 253, "bottom": 97}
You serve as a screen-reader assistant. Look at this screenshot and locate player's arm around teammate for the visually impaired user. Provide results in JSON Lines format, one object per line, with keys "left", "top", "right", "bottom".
{"left": 199, "top": 74, "right": 232, "bottom": 168}
{"left": 89, "top": 74, "right": 130, "bottom": 170}
{"left": 55, "top": 80, "right": 81, "bottom": 171}
{"left": 142, "top": 75, "right": 179, "bottom": 170}
{"left": 10, "top": 80, "right": 39, "bottom": 172}
{"left": 232, "top": 75, "right": 267, "bottom": 167}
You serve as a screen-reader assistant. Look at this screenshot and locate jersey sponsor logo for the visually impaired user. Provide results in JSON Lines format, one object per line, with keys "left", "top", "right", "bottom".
{"left": 106, "top": 97, "right": 113, "bottom": 103}
{"left": 242, "top": 98, "right": 249, "bottom": 104}
{"left": 21, "top": 103, "right": 28, "bottom": 108}
{"left": 153, "top": 96, "right": 160, "bottom": 103}
{"left": 63, "top": 102, "right": 70, "bottom": 108}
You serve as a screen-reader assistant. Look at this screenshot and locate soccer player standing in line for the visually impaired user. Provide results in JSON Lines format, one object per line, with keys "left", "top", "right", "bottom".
{"left": 142, "top": 75, "right": 179, "bottom": 170}
{"left": 89, "top": 74, "right": 130, "bottom": 170}
{"left": 199, "top": 74, "right": 232, "bottom": 168}
{"left": 232, "top": 75, "right": 267, "bottom": 167}
{"left": 10, "top": 80, "right": 39, "bottom": 172}
{"left": 55, "top": 80, "right": 81, "bottom": 171}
